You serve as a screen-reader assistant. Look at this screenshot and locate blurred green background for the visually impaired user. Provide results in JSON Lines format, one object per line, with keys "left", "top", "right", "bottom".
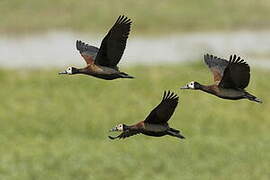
{"left": 0, "top": 0, "right": 270, "bottom": 180}
{"left": 1, "top": 0, "right": 270, "bottom": 34}
{"left": 0, "top": 64, "right": 269, "bottom": 180}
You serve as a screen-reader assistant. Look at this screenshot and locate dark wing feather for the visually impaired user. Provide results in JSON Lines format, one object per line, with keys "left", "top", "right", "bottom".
{"left": 95, "top": 15, "right": 132, "bottom": 68}
{"left": 108, "top": 130, "right": 140, "bottom": 140}
{"left": 204, "top": 54, "right": 229, "bottom": 83}
{"left": 219, "top": 54, "right": 250, "bottom": 89}
{"left": 76, "top": 40, "right": 99, "bottom": 64}
{"left": 144, "top": 91, "right": 179, "bottom": 124}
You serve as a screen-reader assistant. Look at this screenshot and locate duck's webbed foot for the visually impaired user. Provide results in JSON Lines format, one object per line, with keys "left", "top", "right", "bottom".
{"left": 108, "top": 134, "right": 121, "bottom": 140}
{"left": 108, "top": 130, "right": 139, "bottom": 140}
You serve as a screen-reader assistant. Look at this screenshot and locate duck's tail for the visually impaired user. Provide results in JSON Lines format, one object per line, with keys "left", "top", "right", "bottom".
{"left": 167, "top": 128, "right": 185, "bottom": 139}
{"left": 245, "top": 92, "right": 263, "bottom": 104}
{"left": 119, "top": 72, "right": 134, "bottom": 79}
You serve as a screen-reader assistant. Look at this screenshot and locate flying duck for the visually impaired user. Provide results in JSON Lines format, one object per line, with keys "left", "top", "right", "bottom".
{"left": 181, "top": 54, "right": 262, "bottom": 103}
{"left": 109, "top": 91, "right": 185, "bottom": 140}
{"left": 59, "top": 15, "right": 134, "bottom": 80}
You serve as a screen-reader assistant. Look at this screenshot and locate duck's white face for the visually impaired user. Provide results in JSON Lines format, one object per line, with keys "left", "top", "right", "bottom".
{"left": 181, "top": 81, "right": 196, "bottom": 89}
{"left": 110, "top": 124, "right": 124, "bottom": 132}
{"left": 66, "top": 67, "right": 73, "bottom": 74}
{"left": 115, "top": 124, "right": 124, "bottom": 131}
{"left": 187, "top": 81, "right": 195, "bottom": 89}
{"left": 108, "top": 124, "right": 126, "bottom": 140}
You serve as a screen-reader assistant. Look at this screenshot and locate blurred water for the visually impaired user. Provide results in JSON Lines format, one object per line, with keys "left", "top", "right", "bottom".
{"left": 0, "top": 31, "right": 270, "bottom": 68}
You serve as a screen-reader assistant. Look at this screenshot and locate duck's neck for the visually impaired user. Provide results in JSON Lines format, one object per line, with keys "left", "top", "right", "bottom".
{"left": 124, "top": 124, "right": 133, "bottom": 131}
{"left": 197, "top": 83, "right": 216, "bottom": 94}
{"left": 131, "top": 121, "right": 145, "bottom": 129}
{"left": 75, "top": 68, "right": 90, "bottom": 75}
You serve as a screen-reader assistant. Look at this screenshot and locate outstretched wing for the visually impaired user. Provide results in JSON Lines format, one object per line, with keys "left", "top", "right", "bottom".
{"left": 144, "top": 91, "right": 179, "bottom": 124}
{"left": 219, "top": 54, "right": 250, "bottom": 89}
{"left": 108, "top": 130, "right": 140, "bottom": 140}
{"left": 204, "top": 54, "right": 229, "bottom": 84}
{"left": 95, "top": 15, "right": 132, "bottom": 68}
{"left": 76, "top": 40, "right": 99, "bottom": 64}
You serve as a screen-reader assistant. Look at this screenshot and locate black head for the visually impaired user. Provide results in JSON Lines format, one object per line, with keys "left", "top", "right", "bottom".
{"left": 180, "top": 81, "right": 201, "bottom": 90}
{"left": 58, "top": 67, "right": 78, "bottom": 75}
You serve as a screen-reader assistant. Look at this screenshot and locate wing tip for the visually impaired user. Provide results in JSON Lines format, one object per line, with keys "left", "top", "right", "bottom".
{"left": 204, "top": 53, "right": 220, "bottom": 61}
{"left": 163, "top": 90, "right": 179, "bottom": 102}
{"left": 76, "top": 40, "right": 84, "bottom": 51}
{"left": 204, "top": 53, "right": 248, "bottom": 65}
{"left": 76, "top": 40, "right": 80, "bottom": 50}
{"left": 204, "top": 54, "right": 221, "bottom": 64}
{"left": 76, "top": 40, "right": 90, "bottom": 53}
{"left": 115, "top": 15, "right": 132, "bottom": 25}
{"left": 204, "top": 53, "right": 211, "bottom": 61}
{"left": 229, "top": 54, "right": 249, "bottom": 66}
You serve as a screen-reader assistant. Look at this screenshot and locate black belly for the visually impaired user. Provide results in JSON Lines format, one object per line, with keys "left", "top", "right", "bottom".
{"left": 207, "top": 91, "right": 245, "bottom": 100}
{"left": 87, "top": 73, "right": 122, "bottom": 80}
{"left": 141, "top": 131, "right": 168, "bottom": 137}
{"left": 217, "top": 95, "right": 245, "bottom": 100}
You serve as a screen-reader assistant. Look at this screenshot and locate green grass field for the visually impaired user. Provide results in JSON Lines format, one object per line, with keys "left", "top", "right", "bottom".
{"left": 0, "top": 64, "right": 269, "bottom": 179}
{"left": 1, "top": 0, "right": 270, "bottom": 34}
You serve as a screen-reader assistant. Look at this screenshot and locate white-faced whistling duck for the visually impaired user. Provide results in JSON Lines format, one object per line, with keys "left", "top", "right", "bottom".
{"left": 59, "top": 15, "right": 134, "bottom": 80}
{"left": 181, "top": 54, "right": 262, "bottom": 103}
{"left": 109, "top": 91, "right": 185, "bottom": 140}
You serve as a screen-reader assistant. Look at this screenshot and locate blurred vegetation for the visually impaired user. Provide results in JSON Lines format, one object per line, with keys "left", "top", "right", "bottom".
{"left": 0, "top": 64, "right": 269, "bottom": 180}
{"left": 1, "top": 0, "right": 270, "bottom": 34}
